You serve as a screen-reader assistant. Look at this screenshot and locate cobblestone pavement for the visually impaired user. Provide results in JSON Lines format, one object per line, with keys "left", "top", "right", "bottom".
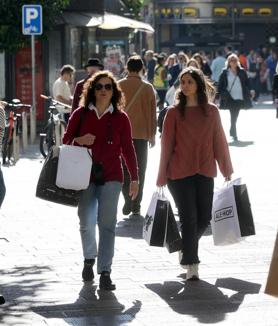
{"left": 0, "top": 98, "right": 277, "bottom": 325}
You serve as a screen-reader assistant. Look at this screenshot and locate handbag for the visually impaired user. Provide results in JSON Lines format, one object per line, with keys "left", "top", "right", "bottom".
{"left": 211, "top": 178, "right": 255, "bottom": 246}
{"left": 56, "top": 144, "right": 92, "bottom": 190}
{"left": 36, "top": 146, "right": 81, "bottom": 206}
{"left": 221, "top": 75, "right": 237, "bottom": 109}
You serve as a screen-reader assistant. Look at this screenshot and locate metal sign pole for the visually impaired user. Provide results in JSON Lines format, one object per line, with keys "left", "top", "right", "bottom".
{"left": 30, "top": 34, "right": 36, "bottom": 143}
{"left": 22, "top": 4, "right": 42, "bottom": 144}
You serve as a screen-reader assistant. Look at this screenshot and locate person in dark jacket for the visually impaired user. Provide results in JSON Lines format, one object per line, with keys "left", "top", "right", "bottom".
{"left": 71, "top": 58, "right": 104, "bottom": 113}
{"left": 218, "top": 53, "right": 254, "bottom": 141}
{"left": 272, "top": 63, "right": 278, "bottom": 118}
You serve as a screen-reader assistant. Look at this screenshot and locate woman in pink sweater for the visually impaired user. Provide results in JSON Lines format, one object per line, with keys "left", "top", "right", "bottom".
{"left": 157, "top": 67, "right": 233, "bottom": 280}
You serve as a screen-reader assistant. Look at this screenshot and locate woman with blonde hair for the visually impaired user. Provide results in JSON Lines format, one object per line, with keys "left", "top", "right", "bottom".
{"left": 218, "top": 53, "right": 253, "bottom": 141}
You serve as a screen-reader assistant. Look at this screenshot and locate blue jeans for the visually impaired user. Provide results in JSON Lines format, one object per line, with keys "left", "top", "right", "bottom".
{"left": 78, "top": 181, "right": 122, "bottom": 274}
{"left": 0, "top": 168, "right": 6, "bottom": 208}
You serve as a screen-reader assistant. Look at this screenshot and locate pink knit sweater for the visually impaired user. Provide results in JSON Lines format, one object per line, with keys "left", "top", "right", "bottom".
{"left": 157, "top": 104, "right": 233, "bottom": 185}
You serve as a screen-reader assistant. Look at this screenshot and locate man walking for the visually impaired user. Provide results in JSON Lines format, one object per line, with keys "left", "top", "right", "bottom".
{"left": 118, "top": 56, "right": 157, "bottom": 216}
{"left": 210, "top": 49, "right": 226, "bottom": 84}
{"left": 52, "top": 64, "right": 75, "bottom": 122}
{"left": 71, "top": 58, "right": 104, "bottom": 112}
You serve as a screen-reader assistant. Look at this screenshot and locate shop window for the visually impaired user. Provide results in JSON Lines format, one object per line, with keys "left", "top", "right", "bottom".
{"left": 241, "top": 8, "right": 255, "bottom": 16}
{"left": 183, "top": 8, "right": 198, "bottom": 17}
{"left": 174, "top": 7, "right": 182, "bottom": 19}
{"left": 258, "top": 8, "right": 272, "bottom": 16}
{"left": 160, "top": 8, "right": 173, "bottom": 18}
{"left": 213, "top": 7, "right": 228, "bottom": 17}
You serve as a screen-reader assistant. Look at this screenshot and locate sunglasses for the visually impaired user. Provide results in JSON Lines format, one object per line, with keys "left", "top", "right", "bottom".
{"left": 95, "top": 83, "right": 113, "bottom": 91}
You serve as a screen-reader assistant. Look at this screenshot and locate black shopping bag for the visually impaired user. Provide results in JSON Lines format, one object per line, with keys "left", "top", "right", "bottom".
{"left": 36, "top": 146, "right": 81, "bottom": 207}
{"left": 143, "top": 192, "right": 168, "bottom": 247}
{"left": 164, "top": 204, "right": 182, "bottom": 253}
{"left": 234, "top": 184, "right": 255, "bottom": 237}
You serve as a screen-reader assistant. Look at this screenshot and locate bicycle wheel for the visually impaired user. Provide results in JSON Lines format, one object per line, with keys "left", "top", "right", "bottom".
{"left": 40, "top": 124, "right": 55, "bottom": 158}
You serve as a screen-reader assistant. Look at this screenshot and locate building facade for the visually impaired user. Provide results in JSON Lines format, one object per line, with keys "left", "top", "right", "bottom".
{"left": 154, "top": 0, "right": 278, "bottom": 54}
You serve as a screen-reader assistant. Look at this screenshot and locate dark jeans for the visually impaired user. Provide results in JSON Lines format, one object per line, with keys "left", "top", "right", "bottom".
{"left": 122, "top": 139, "right": 148, "bottom": 213}
{"left": 0, "top": 168, "right": 6, "bottom": 208}
{"left": 229, "top": 107, "right": 240, "bottom": 138}
{"left": 168, "top": 174, "right": 214, "bottom": 265}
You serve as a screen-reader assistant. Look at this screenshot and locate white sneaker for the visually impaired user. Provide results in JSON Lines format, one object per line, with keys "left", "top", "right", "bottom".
{"left": 186, "top": 264, "right": 199, "bottom": 280}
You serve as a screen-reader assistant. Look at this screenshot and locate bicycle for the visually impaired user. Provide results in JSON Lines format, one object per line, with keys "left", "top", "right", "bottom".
{"left": 39, "top": 95, "right": 71, "bottom": 158}
{"left": 2, "top": 99, "right": 31, "bottom": 165}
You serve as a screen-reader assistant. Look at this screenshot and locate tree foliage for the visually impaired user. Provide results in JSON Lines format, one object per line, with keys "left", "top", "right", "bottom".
{"left": 121, "top": 0, "right": 145, "bottom": 19}
{"left": 0, "top": 0, "right": 70, "bottom": 53}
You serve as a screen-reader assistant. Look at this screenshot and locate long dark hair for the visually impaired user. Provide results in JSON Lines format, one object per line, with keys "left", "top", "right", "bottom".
{"left": 80, "top": 70, "right": 125, "bottom": 111}
{"left": 175, "top": 67, "right": 215, "bottom": 117}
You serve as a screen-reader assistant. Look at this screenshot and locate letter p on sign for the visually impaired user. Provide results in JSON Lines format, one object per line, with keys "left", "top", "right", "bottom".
{"left": 22, "top": 5, "right": 43, "bottom": 35}
{"left": 26, "top": 8, "right": 38, "bottom": 24}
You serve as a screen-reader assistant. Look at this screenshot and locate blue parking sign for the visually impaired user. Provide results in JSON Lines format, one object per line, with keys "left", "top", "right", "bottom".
{"left": 22, "top": 5, "right": 43, "bottom": 35}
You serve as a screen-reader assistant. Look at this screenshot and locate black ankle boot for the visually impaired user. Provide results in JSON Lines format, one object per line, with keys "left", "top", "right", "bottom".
{"left": 0, "top": 295, "right": 5, "bottom": 305}
{"left": 82, "top": 259, "right": 95, "bottom": 282}
{"left": 99, "top": 271, "right": 116, "bottom": 291}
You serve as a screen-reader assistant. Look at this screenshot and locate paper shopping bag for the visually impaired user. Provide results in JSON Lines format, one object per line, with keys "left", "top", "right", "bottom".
{"left": 211, "top": 180, "right": 255, "bottom": 246}
{"left": 233, "top": 184, "right": 255, "bottom": 237}
{"left": 143, "top": 192, "right": 168, "bottom": 247}
{"left": 56, "top": 145, "right": 92, "bottom": 191}
{"left": 265, "top": 232, "right": 278, "bottom": 297}
{"left": 164, "top": 203, "right": 182, "bottom": 253}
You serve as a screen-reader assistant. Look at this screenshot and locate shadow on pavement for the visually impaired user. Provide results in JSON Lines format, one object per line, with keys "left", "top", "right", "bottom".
{"left": 0, "top": 265, "right": 57, "bottom": 324}
{"left": 116, "top": 215, "right": 144, "bottom": 239}
{"left": 228, "top": 140, "right": 254, "bottom": 147}
{"left": 145, "top": 277, "right": 261, "bottom": 324}
{"left": 33, "top": 283, "right": 142, "bottom": 325}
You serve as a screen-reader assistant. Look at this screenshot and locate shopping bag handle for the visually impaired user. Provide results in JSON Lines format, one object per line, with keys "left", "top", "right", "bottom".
{"left": 157, "top": 186, "right": 166, "bottom": 199}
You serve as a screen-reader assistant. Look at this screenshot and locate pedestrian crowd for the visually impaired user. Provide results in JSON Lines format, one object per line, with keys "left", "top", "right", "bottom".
{"left": 31, "top": 44, "right": 278, "bottom": 290}
{"left": 1, "top": 44, "right": 278, "bottom": 299}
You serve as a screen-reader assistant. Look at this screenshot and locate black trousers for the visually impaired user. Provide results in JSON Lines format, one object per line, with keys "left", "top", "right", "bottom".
{"left": 168, "top": 174, "right": 214, "bottom": 265}
{"left": 229, "top": 107, "right": 240, "bottom": 138}
{"left": 122, "top": 139, "right": 148, "bottom": 213}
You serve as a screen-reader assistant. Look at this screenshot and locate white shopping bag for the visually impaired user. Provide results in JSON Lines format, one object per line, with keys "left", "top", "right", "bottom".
{"left": 56, "top": 145, "right": 92, "bottom": 191}
{"left": 211, "top": 185, "right": 241, "bottom": 245}
{"left": 211, "top": 178, "right": 255, "bottom": 246}
{"left": 143, "top": 191, "right": 168, "bottom": 247}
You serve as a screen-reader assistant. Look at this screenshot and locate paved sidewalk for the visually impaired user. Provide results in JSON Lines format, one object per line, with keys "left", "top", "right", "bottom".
{"left": 0, "top": 103, "right": 278, "bottom": 325}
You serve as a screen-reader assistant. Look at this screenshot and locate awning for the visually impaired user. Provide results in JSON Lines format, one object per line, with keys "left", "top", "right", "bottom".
{"left": 61, "top": 12, "right": 154, "bottom": 33}
{"left": 89, "top": 12, "right": 154, "bottom": 33}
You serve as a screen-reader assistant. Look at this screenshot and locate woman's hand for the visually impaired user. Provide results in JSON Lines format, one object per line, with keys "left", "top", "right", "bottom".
{"left": 75, "top": 133, "right": 95, "bottom": 146}
{"left": 149, "top": 136, "right": 155, "bottom": 148}
{"left": 129, "top": 181, "right": 139, "bottom": 200}
{"left": 156, "top": 175, "right": 167, "bottom": 187}
{"left": 225, "top": 175, "right": 232, "bottom": 182}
